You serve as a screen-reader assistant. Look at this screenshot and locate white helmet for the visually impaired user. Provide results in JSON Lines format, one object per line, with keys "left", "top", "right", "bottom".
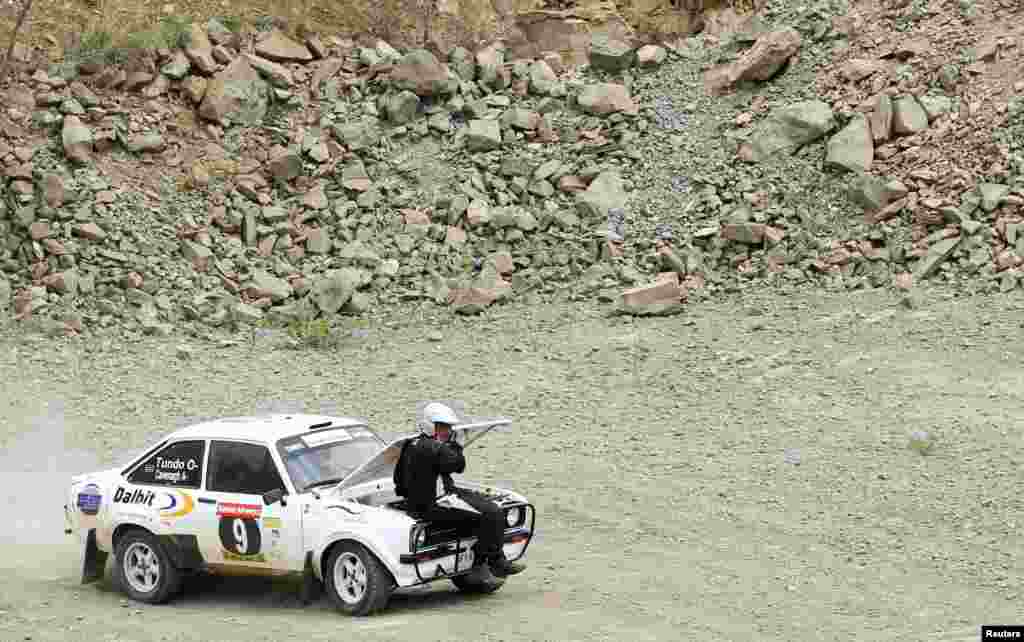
{"left": 422, "top": 402, "right": 460, "bottom": 432}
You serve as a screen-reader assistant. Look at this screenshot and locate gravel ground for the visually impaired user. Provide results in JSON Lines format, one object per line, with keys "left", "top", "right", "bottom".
{"left": 2, "top": 285, "right": 1023, "bottom": 641}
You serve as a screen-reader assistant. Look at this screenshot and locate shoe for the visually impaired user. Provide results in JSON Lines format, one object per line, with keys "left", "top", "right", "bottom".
{"left": 462, "top": 562, "right": 503, "bottom": 589}
{"left": 488, "top": 555, "right": 526, "bottom": 577}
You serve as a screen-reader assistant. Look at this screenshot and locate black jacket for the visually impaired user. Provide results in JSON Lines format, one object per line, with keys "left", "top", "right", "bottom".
{"left": 393, "top": 435, "right": 466, "bottom": 512}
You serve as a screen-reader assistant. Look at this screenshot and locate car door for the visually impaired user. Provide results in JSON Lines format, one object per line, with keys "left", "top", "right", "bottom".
{"left": 194, "top": 439, "right": 303, "bottom": 574}
{"left": 117, "top": 439, "right": 207, "bottom": 540}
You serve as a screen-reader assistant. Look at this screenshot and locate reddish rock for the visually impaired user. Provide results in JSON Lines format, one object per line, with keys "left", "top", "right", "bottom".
{"left": 42, "top": 272, "right": 72, "bottom": 293}
{"left": 43, "top": 239, "right": 67, "bottom": 255}
{"left": 558, "top": 175, "right": 588, "bottom": 192}
{"left": 893, "top": 273, "right": 913, "bottom": 289}
{"left": 995, "top": 250, "right": 1021, "bottom": 271}
{"left": 257, "top": 236, "right": 275, "bottom": 257}
{"left": 491, "top": 252, "right": 514, "bottom": 274}
{"left": 721, "top": 223, "right": 771, "bottom": 244}
{"left": 657, "top": 271, "right": 680, "bottom": 285}
{"left": 704, "top": 28, "right": 803, "bottom": 95}
{"left": 450, "top": 287, "right": 501, "bottom": 313}
{"left": 255, "top": 29, "right": 314, "bottom": 64}
{"left": 43, "top": 174, "right": 65, "bottom": 208}
{"left": 402, "top": 209, "right": 431, "bottom": 225}
{"left": 13, "top": 290, "right": 33, "bottom": 319}
{"left": 621, "top": 280, "right": 682, "bottom": 307}
{"left": 122, "top": 272, "right": 143, "bottom": 289}
{"left": 466, "top": 202, "right": 489, "bottom": 226}
{"left": 28, "top": 221, "right": 50, "bottom": 240}
{"left": 445, "top": 226, "right": 467, "bottom": 245}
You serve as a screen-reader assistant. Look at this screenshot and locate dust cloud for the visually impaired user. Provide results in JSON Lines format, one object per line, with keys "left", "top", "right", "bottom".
{"left": 0, "top": 399, "right": 101, "bottom": 578}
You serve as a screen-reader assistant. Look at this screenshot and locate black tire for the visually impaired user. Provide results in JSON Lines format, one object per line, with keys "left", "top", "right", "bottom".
{"left": 451, "top": 573, "right": 506, "bottom": 594}
{"left": 114, "top": 530, "right": 182, "bottom": 605}
{"left": 323, "top": 541, "right": 394, "bottom": 616}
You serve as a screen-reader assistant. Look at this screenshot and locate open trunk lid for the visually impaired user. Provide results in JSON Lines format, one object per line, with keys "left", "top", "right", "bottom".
{"left": 332, "top": 418, "right": 512, "bottom": 494}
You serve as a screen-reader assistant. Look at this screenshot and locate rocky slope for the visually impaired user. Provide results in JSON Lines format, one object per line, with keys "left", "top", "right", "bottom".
{"left": 0, "top": 0, "right": 1021, "bottom": 338}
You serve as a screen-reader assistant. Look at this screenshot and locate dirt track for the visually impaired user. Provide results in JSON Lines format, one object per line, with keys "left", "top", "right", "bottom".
{"left": 2, "top": 287, "right": 1023, "bottom": 642}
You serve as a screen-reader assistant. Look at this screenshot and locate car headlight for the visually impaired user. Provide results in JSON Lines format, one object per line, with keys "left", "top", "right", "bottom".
{"left": 505, "top": 507, "right": 521, "bottom": 527}
{"left": 414, "top": 527, "right": 428, "bottom": 549}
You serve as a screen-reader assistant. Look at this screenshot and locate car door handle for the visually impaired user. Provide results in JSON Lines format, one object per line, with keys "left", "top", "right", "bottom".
{"left": 197, "top": 497, "right": 216, "bottom": 505}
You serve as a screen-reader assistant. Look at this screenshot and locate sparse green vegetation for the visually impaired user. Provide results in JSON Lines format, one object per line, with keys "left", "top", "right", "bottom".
{"left": 217, "top": 15, "right": 243, "bottom": 32}
{"left": 121, "top": 15, "right": 194, "bottom": 51}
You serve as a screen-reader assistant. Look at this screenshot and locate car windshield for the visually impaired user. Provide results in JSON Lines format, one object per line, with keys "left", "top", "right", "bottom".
{"left": 276, "top": 426, "right": 386, "bottom": 492}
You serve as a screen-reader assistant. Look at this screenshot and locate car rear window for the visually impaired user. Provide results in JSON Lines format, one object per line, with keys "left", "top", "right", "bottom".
{"left": 126, "top": 440, "right": 205, "bottom": 488}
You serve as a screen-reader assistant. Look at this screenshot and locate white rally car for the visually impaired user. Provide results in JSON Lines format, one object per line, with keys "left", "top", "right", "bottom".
{"left": 64, "top": 414, "right": 536, "bottom": 616}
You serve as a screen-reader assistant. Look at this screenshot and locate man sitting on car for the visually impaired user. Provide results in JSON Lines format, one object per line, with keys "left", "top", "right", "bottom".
{"left": 393, "top": 402, "right": 526, "bottom": 580}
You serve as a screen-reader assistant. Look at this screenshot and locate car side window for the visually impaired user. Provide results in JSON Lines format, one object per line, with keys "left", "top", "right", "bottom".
{"left": 207, "top": 441, "right": 286, "bottom": 495}
{"left": 126, "top": 440, "right": 205, "bottom": 488}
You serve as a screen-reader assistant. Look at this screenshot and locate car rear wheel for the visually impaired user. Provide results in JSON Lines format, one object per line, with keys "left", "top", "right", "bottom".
{"left": 324, "top": 542, "right": 394, "bottom": 616}
{"left": 114, "top": 530, "right": 181, "bottom": 604}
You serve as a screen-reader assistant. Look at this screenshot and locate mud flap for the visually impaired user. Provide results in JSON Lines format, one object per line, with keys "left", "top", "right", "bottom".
{"left": 81, "top": 529, "right": 108, "bottom": 585}
{"left": 299, "top": 552, "right": 322, "bottom": 605}
{"left": 157, "top": 534, "right": 204, "bottom": 572}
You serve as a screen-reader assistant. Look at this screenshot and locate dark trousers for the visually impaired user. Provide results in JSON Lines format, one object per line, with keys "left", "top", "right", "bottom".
{"left": 417, "top": 488, "right": 505, "bottom": 560}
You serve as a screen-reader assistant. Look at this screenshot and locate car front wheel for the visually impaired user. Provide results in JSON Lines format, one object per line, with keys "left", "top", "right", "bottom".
{"left": 324, "top": 542, "right": 394, "bottom": 616}
{"left": 114, "top": 530, "right": 181, "bottom": 604}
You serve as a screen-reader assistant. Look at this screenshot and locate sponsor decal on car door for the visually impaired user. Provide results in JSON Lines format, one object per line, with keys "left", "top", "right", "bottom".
{"left": 193, "top": 493, "right": 301, "bottom": 570}
{"left": 217, "top": 501, "right": 266, "bottom": 562}
{"left": 109, "top": 485, "right": 201, "bottom": 533}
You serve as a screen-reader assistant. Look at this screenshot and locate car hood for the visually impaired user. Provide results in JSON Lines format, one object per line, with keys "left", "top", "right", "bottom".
{"left": 333, "top": 418, "right": 512, "bottom": 493}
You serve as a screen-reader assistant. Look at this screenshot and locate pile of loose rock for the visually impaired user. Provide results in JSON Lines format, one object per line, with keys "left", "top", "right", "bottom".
{"left": 0, "top": 20, "right": 683, "bottom": 335}
{"left": 1, "top": 3, "right": 1022, "bottom": 336}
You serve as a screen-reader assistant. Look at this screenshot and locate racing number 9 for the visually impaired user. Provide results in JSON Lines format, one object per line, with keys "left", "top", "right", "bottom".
{"left": 218, "top": 516, "right": 262, "bottom": 556}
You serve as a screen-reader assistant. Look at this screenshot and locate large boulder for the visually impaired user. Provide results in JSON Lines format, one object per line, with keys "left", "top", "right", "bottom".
{"left": 704, "top": 28, "right": 803, "bottom": 95}
{"left": 386, "top": 90, "right": 420, "bottom": 125}
{"left": 332, "top": 118, "right": 381, "bottom": 151}
{"left": 577, "top": 83, "right": 638, "bottom": 116}
{"left": 476, "top": 43, "right": 508, "bottom": 90}
{"left": 466, "top": 119, "right": 502, "bottom": 151}
{"left": 244, "top": 54, "right": 293, "bottom": 88}
{"left": 891, "top": 95, "right": 929, "bottom": 135}
{"left": 389, "top": 49, "right": 455, "bottom": 97}
{"left": 312, "top": 268, "right": 360, "bottom": 314}
{"left": 198, "top": 56, "right": 269, "bottom": 125}
{"left": 247, "top": 270, "right": 293, "bottom": 302}
{"left": 61, "top": 115, "right": 93, "bottom": 164}
{"left": 738, "top": 100, "right": 836, "bottom": 163}
{"left": 255, "top": 29, "right": 313, "bottom": 64}
{"left": 826, "top": 114, "right": 874, "bottom": 173}
{"left": 589, "top": 35, "right": 634, "bottom": 72}
{"left": 448, "top": 47, "right": 476, "bottom": 81}
{"left": 576, "top": 171, "right": 627, "bottom": 220}
{"left": 528, "top": 60, "right": 558, "bottom": 96}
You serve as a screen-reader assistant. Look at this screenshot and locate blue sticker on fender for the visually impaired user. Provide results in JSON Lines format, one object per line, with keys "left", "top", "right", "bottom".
{"left": 77, "top": 484, "right": 102, "bottom": 515}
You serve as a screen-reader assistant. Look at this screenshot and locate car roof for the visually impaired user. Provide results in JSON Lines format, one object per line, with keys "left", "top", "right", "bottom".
{"left": 164, "top": 413, "right": 372, "bottom": 445}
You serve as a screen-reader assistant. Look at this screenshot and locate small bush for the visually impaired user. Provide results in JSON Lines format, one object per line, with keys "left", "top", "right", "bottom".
{"left": 159, "top": 15, "right": 194, "bottom": 48}
{"left": 286, "top": 318, "right": 338, "bottom": 349}
{"left": 218, "top": 15, "right": 242, "bottom": 33}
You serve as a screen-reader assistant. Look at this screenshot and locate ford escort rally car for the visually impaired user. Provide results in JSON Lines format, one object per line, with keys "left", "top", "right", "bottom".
{"left": 64, "top": 413, "right": 536, "bottom": 616}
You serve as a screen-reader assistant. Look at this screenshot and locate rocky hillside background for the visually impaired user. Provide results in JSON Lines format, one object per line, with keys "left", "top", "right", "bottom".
{"left": 0, "top": 0, "right": 1022, "bottom": 338}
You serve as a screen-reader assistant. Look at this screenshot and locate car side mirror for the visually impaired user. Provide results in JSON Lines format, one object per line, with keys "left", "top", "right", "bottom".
{"left": 263, "top": 488, "right": 287, "bottom": 506}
